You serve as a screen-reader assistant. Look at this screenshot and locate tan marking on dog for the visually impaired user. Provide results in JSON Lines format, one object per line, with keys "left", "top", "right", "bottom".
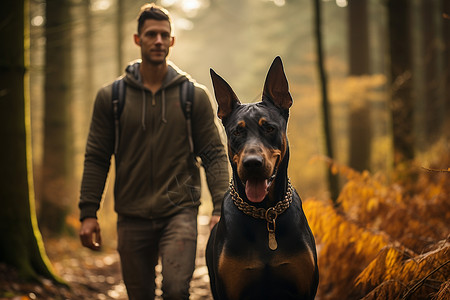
{"left": 269, "top": 246, "right": 316, "bottom": 294}
{"left": 258, "top": 117, "right": 267, "bottom": 127}
{"left": 229, "top": 121, "right": 246, "bottom": 165}
{"left": 218, "top": 247, "right": 316, "bottom": 298}
{"left": 232, "top": 149, "right": 242, "bottom": 166}
{"left": 280, "top": 133, "right": 287, "bottom": 164}
{"left": 218, "top": 252, "right": 263, "bottom": 299}
{"left": 269, "top": 149, "right": 281, "bottom": 169}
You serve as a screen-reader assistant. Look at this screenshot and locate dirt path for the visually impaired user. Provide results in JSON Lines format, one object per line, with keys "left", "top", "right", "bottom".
{"left": 55, "top": 215, "right": 213, "bottom": 300}
{"left": 1, "top": 215, "right": 213, "bottom": 300}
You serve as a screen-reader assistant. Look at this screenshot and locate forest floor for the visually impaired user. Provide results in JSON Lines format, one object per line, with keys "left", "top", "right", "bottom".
{"left": 0, "top": 215, "right": 213, "bottom": 300}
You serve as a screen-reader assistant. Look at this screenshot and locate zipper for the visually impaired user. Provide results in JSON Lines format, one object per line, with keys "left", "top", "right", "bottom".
{"left": 149, "top": 91, "right": 156, "bottom": 217}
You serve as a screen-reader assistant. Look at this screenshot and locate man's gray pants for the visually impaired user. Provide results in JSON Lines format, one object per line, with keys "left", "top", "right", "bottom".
{"left": 117, "top": 207, "right": 198, "bottom": 300}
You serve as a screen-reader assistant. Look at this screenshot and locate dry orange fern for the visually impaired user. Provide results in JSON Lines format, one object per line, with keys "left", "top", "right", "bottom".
{"left": 315, "top": 156, "right": 449, "bottom": 252}
{"left": 433, "top": 280, "right": 450, "bottom": 300}
{"left": 357, "top": 240, "right": 449, "bottom": 299}
{"left": 303, "top": 156, "right": 449, "bottom": 298}
{"left": 303, "top": 199, "right": 389, "bottom": 299}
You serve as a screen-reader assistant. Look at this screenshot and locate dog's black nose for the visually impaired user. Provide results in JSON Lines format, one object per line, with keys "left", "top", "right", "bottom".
{"left": 243, "top": 155, "right": 263, "bottom": 169}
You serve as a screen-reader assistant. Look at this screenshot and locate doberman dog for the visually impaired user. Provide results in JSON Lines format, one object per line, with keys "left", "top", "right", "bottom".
{"left": 206, "top": 57, "right": 319, "bottom": 300}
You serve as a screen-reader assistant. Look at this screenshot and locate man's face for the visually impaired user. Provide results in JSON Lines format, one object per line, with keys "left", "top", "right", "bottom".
{"left": 134, "top": 19, "right": 174, "bottom": 65}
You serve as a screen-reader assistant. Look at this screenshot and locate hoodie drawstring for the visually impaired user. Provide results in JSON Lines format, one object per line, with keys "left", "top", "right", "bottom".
{"left": 141, "top": 88, "right": 168, "bottom": 129}
{"left": 141, "top": 89, "right": 146, "bottom": 130}
{"left": 161, "top": 89, "right": 167, "bottom": 123}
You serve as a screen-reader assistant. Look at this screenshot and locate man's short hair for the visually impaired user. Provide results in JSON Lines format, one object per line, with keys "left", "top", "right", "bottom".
{"left": 137, "top": 3, "right": 172, "bottom": 34}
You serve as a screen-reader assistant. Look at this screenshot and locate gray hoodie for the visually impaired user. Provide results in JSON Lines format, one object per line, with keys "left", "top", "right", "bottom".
{"left": 79, "top": 60, "right": 229, "bottom": 220}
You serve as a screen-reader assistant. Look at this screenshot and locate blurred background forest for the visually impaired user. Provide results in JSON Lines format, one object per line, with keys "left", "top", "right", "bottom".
{"left": 1, "top": 0, "right": 449, "bottom": 299}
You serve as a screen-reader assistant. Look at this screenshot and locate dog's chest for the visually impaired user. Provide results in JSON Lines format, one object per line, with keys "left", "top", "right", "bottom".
{"left": 216, "top": 201, "right": 316, "bottom": 298}
{"left": 217, "top": 240, "right": 316, "bottom": 299}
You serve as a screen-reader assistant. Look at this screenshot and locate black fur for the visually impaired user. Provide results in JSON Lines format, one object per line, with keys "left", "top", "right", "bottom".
{"left": 206, "top": 57, "right": 319, "bottom": 300}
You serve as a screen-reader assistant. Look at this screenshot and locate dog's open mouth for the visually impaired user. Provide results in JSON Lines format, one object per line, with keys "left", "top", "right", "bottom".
{"left": 245, "top": 178, "right": 268, "bottom": 203}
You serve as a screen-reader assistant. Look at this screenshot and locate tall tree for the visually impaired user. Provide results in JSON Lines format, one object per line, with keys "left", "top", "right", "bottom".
{"left": 40, "top": 0, "right": 75, "bottom": 234}
{"left": 348, "top": 0, "right": 372, "bottom": 172}
{"left": 387, "top": 0, "right": 414, "bottom": 165}
{"left": 348, "top": 0, "right": 370, "bottom": 76}
{"left": 83, "top": 0, "right": 94, "bottom": 109}
{"left": 422, "top": 0, "right": 440, "bottom": 145}
{"left": 116, "top": 0, "right": 125, "bottom": 76}
{"left": 313, "top": 0, "right": 339, "bottom": 202}
{"left": 0, "top": 0, "right": 61, "bottom": 282}
{"left": 442, "top": 0, "right": 450, "bottom": 139}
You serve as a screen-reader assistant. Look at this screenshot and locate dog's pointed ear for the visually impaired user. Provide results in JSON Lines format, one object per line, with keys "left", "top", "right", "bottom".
{"left": 262, "top": 56, "right": 292, "bottom": 110}
{"left": 210, "top": 68, "right": 241, "bottom": 120}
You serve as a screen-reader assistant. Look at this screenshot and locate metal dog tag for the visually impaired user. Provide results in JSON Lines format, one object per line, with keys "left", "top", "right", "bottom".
{"left": 268, "top": 231, "right": 278, "bottom": 250}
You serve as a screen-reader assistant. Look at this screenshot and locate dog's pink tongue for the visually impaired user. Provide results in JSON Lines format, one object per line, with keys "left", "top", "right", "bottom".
{"left": 245, "top": 179, "right": 268, "bottom": 203}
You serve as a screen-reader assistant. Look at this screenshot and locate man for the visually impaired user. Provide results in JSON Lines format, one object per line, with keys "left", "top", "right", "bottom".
{"left": 78, "top": 4, "right": 229, "bottom": 299}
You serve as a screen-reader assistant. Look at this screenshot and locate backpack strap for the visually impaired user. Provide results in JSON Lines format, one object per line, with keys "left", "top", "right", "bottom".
{"left": 179, "top": 80, "right": 196, "bottom": 158}
{"left": 112, "top": 78, "right": 126, "bottom": 156}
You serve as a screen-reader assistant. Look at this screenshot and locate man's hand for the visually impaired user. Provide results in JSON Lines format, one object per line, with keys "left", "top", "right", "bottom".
{"left": 79, "top": 218, "right": 102, "bottom": 251}
{"left": 209, "top": 215, "right": 220, "bottom": 231}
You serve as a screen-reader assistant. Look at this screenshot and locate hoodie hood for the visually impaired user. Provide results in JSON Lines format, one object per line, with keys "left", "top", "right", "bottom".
{"left": 122, "top": 60, "right": 191, "bottom": 127}
{"left": 124, "top": 59, "right": 190, "bottom": 88}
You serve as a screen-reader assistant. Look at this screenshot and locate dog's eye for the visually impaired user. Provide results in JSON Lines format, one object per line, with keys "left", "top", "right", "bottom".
{"left": 263, "top": 124, "right": 275, "bottom": 134}
{"left": 232, "top": 121, "right": 246, "bottom": 137}
{"left": 233, "top": 128, "right": 242, "bottom": 136}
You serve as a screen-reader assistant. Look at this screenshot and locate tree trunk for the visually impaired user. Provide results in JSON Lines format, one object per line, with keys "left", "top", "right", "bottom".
{"left": 0, "top": 0, "right": 62, "bottom": 283}
{"left": 387, "top": 0, "right": 415, "bottom": 165}
{"left": 313, "top": 0, "right": 339, "bottom": 202}
{"left": 422, "top": 0, "right": 440, "bottom": 145}
{"left": 442, "top": 0, "right": 450, "bottom": 139}
{"left": 40, "top": 0, "right": 74, "bottom": 235}
{"left": 348, "top": 0, "right": 372, "bottom": 172}
{"left": 348, "top": 0, "right": 370, "bottom": 76}
{"left": 116, "top": 0, "right": 125, "bottom": 76}
{"left": 84, "top": 0, "right": 94, "bottom": 110}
